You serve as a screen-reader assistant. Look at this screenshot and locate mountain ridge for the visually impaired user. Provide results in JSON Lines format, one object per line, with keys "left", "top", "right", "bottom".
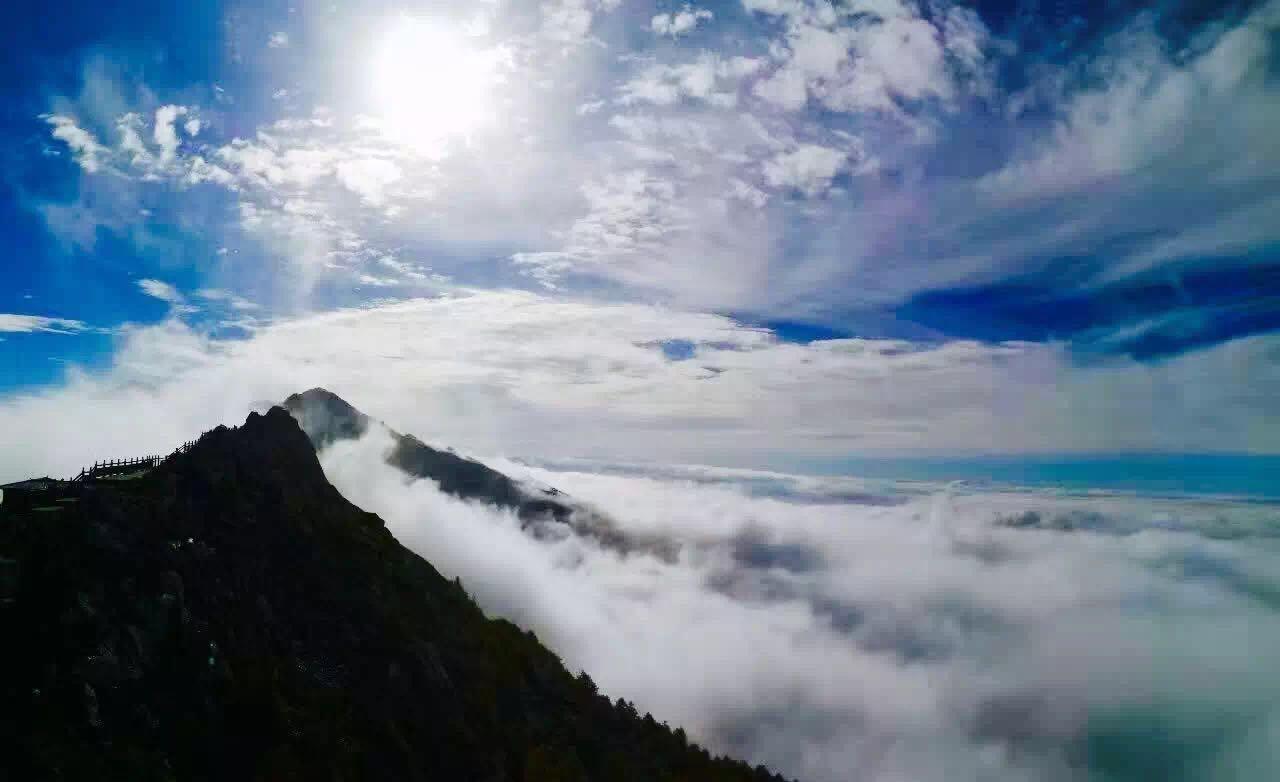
{"left": 283, "top": 388, "right": 574, "bottom": 522}
{"left": 0, "top": 404, "right": 789, "bottom": 782}
{"left": 281, "top": 388, "right": 678, "bottom": 560}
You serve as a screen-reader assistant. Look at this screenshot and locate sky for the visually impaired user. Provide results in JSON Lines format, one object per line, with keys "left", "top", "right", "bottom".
{"left": 2, "top": 0, "right": 1279, "bottom": 468}
{"left": 5, "top": 5, "right": 1280, "bottom": 778}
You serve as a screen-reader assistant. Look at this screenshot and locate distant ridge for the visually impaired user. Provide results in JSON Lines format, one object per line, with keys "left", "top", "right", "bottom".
{"left": 282, "top": 388, "right": 679, "bottom": 560}
{"left": 283, "top": 388, "right": 573, "bottom": 522}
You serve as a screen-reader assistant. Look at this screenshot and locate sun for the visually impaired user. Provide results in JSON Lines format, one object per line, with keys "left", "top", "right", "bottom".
{"left": 369, "top": 17, "right": 504, "bottom": 155}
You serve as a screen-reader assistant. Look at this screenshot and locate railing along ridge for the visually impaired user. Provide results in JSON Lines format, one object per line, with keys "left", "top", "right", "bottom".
{"left": 72, "top": 431, "right": 210, "bottom": 481}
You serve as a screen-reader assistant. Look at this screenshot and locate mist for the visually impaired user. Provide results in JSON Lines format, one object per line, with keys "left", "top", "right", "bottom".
{"left": 318, "top": 424, "right": 1280, "bottom": 782}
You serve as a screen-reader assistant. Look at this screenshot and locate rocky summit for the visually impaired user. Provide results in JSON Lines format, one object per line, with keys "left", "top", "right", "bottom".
{"left": 0, "top": 406, "right": 787, "bottom": 782}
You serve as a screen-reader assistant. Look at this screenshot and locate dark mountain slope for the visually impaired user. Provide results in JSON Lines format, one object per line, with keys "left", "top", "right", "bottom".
{"left": 0, "top": 407, "right": 787, "bottom": 782}
{"left": 281, "top": 389, "right": 675, "bottom": 559}
{"left": 283, "top": 388, "right": 572, "bottom": 522}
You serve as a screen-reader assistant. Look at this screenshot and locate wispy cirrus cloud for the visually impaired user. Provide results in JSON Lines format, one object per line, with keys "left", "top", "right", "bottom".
{"left": 137, "top": 278, "right": 185, "bottom": 305}
{"left": 43, "top": 0, "right": 1278, "bottom": 315}
{"left": 0, "top": 314, "right": 89, "bottom": 334}
{"left": 24, "top": 0, "right": 1280, "bottom": 412}
{"left": 136, "top": 278, "right": 202, "bottom": 316}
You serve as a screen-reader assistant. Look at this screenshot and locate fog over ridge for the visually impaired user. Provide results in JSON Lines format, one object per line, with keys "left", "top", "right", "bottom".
{"left": 315, "top": 420, "right": 1280, "bottom": 782}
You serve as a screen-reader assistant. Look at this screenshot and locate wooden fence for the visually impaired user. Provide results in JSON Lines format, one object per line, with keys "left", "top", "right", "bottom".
{"left": 72, "top": 433, "right": 206, "bottom": 481}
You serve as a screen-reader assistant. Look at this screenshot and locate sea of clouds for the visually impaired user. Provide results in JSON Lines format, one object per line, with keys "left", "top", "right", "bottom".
{"left": 2, "top": 299, "right": 1279, "bottom": 780}
{"left": 318, "top": 424, "right": 1280, "bottom": 782}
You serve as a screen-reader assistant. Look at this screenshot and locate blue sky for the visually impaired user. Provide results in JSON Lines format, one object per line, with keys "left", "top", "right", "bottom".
{"left": 1, "top": 0, "right": 1278, "bottom": 465}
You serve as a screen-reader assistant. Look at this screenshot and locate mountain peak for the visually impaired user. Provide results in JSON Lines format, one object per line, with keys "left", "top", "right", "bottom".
{"left": 280, "top": 389, "right": 573, "bottom": 521}
{"left": 0, "top": 406, "right": 788, "bottom": 782}
{"left": 281, "top": 388, "right": 370, "bottom": 449}
{"left": 161, "top": 404, "right": 344, "bottom": 503}
{"left": 285, "top": 387, "right": 352, "bottom": 408}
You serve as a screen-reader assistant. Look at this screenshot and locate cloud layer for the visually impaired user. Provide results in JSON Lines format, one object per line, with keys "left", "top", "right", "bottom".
{"left": 316, "top": 424, "right": 1280, "bottom": 782}
{"left": 2, "top": 291, "right": 1278, "bottom": 487}
{"left": 0, "top": 314, "right": 89, "bottom": 334}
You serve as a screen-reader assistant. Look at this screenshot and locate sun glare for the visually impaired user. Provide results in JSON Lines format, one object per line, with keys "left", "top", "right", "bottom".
{"left": 369, "top": 17, "right": 503, "bottom": 154}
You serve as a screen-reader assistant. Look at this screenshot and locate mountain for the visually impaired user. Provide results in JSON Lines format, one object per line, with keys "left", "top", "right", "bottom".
{"left": 283, "top": 388, "right": 573, "bottom": 522}
{"left": 281, "top": 388, "right": 676, "bottom": 560}
{"left": 0, "top": 406, "right": 788, "bottom": 782}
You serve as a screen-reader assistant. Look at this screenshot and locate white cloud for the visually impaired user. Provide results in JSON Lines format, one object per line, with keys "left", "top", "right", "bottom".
{"left": 194, "top": 288, "right": 259, "bottom": 310}
{"left": 970, "top": 0, "right": 1280, "bottom": 281}
{"left": 762, "top": 143, "right": 847, "bottom": 195}
{"left": 942, "top": 6, "right": 990, "bottom": 82}
{"left": 620, "top": 52, "right": 763, "bottom": 107}
{"left": 32, "top": 0, "right": 1280, "bottom": 366}
{"left": 512, "top": 168, "right": 703, "bottom": 289}
{"left": 0, "top": 314, "right": 89, "bottom": 334}
{"left": 739, "top": 0, "right": 809, "bottom": 17}
{"left": 33, "top": 9, "right": 961, "bottom": 314}
{"left": 541, "top": 0, "right": 620, "bottom": 45}
{"left": 652, "top": 5, "right": 713, "bottom": 37}
{"left": 334, "top": 157, "right": 403, "bottom": 206}
{"left": 730, "top": 177, "right": 769, "bottom": 208}
{"left": 987, "top": 1, "right": 1278, "bottom": 200}
{"left": 137, "top": 279, "right": 199, "bottom": 315}
{"left": 43, "top": 115, "right": 108, "bottom": 173}
{"left": 2, "top": 292, "right": 1277, "bottom": 488}
{"left": 752, "top": 62, "right": 809, "bottom": 110}
{"left": 115, "top": 112, "right": 153, "bottom": 167}
{"left": 748, "top": 0, "right": 987, "bottom": 115}
{"left": 268, "top": 31, "right": 289, "bottom": 48}
{"left": 852, "top": 15, "right": 951, "bottom": 102}
{"left": 315, "top": 424, "right": 1280, "bottom": 782}
{"left": 356, "top": 273, "right": 403, "bottom": 287}
{"left": 53, "top": 105, "right": 219, "bottom": 188}
{"left": 183, "top": 154, "right": 237, "bottom": 187}
{"left": 153, "top": 105, "right": 189, "bottom": 165}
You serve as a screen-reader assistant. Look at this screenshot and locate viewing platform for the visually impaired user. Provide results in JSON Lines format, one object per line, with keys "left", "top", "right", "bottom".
{"left": 1, "top": 437, "right": 202, "bottom": 510}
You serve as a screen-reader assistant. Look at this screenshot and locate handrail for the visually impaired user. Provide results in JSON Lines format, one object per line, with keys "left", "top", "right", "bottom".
{"left": 71, "top": 432, "right": 210, "bottom": 481}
